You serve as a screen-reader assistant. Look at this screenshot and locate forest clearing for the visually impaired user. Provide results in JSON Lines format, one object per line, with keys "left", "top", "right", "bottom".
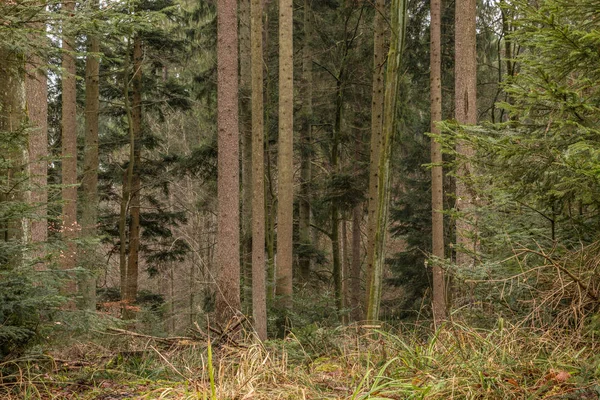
{"left": 1, "top": 0, "right": 600, "bottom": 397}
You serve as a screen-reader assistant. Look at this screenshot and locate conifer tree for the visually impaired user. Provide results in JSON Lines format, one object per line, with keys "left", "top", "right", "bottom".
{"left": 430, "top": 0, "right": 446, "bottom": 323}
{"left": 454, "top": 0, "right": 477, "bottom": 267}
{"left": 251, "top": 0, "right": 267, "bottom": 340}
{"left": 61, "top": 0, "right": 78, "bottom": 294}
{"left": 275, "top": 0, "right": 294, "bottom": 311}
{"left": 216, "top": 0, "right": 241, "bottom": 325}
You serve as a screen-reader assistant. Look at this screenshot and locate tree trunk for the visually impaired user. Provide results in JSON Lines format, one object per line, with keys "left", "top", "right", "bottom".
{"left": 239, "top": 0, "right": 253, "bottom": 314}
{"left": 454, "top": 0, "right": 477, "bottom": 267}
{"left": 341, "top": 218, "right": 349, "bottom": 324}
{"left": 61, "top": 0, "right": 78, "bottom": 295}
{"left": 331, "top": 73, "right": 344, "bottom": 320}
{"left": 80, "top": 21, "right": 100, "bottom": 311}
{"left": 25, "top": 43, "right": 48, "bottom": 248}
{"left": 350, "top": 202, "right": 362, "bottom": 321}
{"left": 123, "top": 36, "right": 143, "bottom": 320}
{"left": 251, "top": 0, "right": 267, "bottom": 340}
{"left": 120, "top": 39, "right": 134, "bottom": 315}
{"left": 275, "top": 0, "right": 294, "bottom": 310}
{"left": 365, "top": 0, "right": 406, "bottom": 321}
{"left": 0, "top": 47, "right": 26, "bottom": 248}
{"left": 364, "top": 0, "right": 386, "bottom": 321}
{"left": 430, "top": 0, "right": 446, "bottom": 323}
{"left": 298, "top": 0, "right": 313, "bottom": 282}
{"left": 216, "top": 0, "right": 242, "bottom": 326}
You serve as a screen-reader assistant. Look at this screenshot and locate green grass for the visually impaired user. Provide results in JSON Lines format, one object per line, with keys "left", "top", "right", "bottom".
{"left": 1, "top": 321, "right": 599, "bottom": 399}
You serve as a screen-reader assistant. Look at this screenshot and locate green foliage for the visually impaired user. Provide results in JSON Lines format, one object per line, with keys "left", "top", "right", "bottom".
{"left": 435, "top": 0, "right": 600, "bottom": 328}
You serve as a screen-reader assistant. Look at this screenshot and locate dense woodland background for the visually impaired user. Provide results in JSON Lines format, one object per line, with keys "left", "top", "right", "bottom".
{"left": 1, "top": 0, "right": 600, "bottom": 397}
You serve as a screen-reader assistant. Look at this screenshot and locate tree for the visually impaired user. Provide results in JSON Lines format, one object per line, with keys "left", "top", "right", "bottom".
{"left": 251, "top": 0, "right": 267, "bottom": 340}
{"left": 215, "top": 0, "right": 241, "bottom": 325}
{"left": 239, "top": 0, "right": 253, "bottom": 313}
{"left": 454, "top": 0, "right": 477, "bottom": 267}
{"left": 298, "top": 0, "right": 312, "bottom": 282}
{"left": 365, "top": 0, "right": 407, "bottom": 321}
{"left": 80, "top": 5, "right": 100, "bottom": 311}
{"left": 25, "top": 30, "right": 48, "bottom": 247}
{"left": 364, "top": 0, "right": 386, "bottom": 321}
{"left": 123, "top": 35, "right": 143, "bottom": 319}
{"left": 430, "top": 0, "right": 446, "bottom": 323}
{"left": 61, "top": 0, "right": 78, "bottom": 294}
{"left": 275, "top": 0, "right": 294, "bottom": 311}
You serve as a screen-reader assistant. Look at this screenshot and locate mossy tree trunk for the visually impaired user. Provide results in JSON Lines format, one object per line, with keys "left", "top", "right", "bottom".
{"left": 364, "top": 0, "right": 386, "bottom": 321}
{"left": 365, "top": 0, "right": 407, "bottom": 321}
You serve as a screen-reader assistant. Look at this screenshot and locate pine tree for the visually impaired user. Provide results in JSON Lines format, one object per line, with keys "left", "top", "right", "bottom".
{"left": 454, "top": 0, "right": 477, "bottom": 267}
{"left": 80, "top": 6, "right": 100, "bottom": 311}
{"left": 215, "top": 0, "right": 241, "bottom": 325}
{"left": 275, "top": 0, "right": 294, "bottom": 311}
{"left": 60, "top": 0, "right": 78, "bottom": 295}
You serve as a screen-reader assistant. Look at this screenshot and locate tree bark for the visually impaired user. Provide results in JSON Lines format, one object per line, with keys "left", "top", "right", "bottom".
{"left": 0, "top": 47, "right": 26, "bottom": 248}
{"left": 240, "top": 0, "right": 253, "bottom": 314}
{"left": 298, "top": 0, "right": 313, "bottom": 282}
{"left": 365, "top": 0, "right": 406, "bottom": 321}
{"left": 61, "top": 0, "right": 78, "bottom": 295}
{"left": 455, "top": 0, "right": 477, "bottom": 267}
{"left": 80, "top": 20, "right": 100, "bottom": 311}
{"left": 251, "top": 0, "right": 267, "bottom": 340}
{"left": 350, "top": 202, "right": 362, "bottom": 321}
{"left": 25, "top": 44, "right": 48, "bottom": 248}
{"left": 216, "top": 0, "right": 242, "bottom": 325}
{"left": 331, "top": 72, "right": 344, "bottom": 320}
{"left": 123, "top": 35, "right": 143, "bottom": 319}
{"left": 364, "top": 0, "right": 386, "bottom": 321}
{"left": 275, "top": 0, "right": 294, "bottom": 310}
{"left": 430, "top": 0, "right": 446, "bottom": 323}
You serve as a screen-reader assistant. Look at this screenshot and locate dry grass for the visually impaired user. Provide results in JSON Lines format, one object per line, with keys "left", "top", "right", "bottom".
{"left": 1, "top": 321, "right": 599, "bottom": 399}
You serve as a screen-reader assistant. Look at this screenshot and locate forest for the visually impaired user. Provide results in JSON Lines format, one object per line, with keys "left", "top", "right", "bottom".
{"left": 1, "top": 0, "right": 600, "bottom": 398}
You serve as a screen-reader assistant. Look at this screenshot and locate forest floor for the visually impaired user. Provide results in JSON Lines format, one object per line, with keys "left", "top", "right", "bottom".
{"left": 1, "top": 321, "right": 599, "bottom": 399}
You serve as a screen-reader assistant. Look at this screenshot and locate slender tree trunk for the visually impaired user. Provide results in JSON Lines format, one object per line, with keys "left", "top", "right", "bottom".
{"left": 26, "top": 44, "right": 48, "bottom": 248}
{"left": 122, "top": 36, "right": 143, "bottom": 319}
{"left": 364, "top": 0, "right": 386, "bottom": 321}
{"left": 331, "top": 73, "right": 344, "bottom": 320}
{"left": 341, "top": 218, "right": 349, "bottom": 324}
{"left": 350, "top": 202, "right": 362, "bottom": 321}
{"left": 251, "top": 0, "right": 267, "bottom": 340}
{"left": 430, "top": 0, "right": 446, "bottom": 323}
{"left": 455, "top": 0, "right": 477, "bottom": 267}
{"left": 61, "top": 0, "right": 78, "bottom": 295}
{"left": 0, "top": 47, "right": 26, "bottom": 248}
{"left": 298, "top": 0, "right": 313, "bottom": 282}
{"left": 349, "top": 108, "right": 364, "bottom": 321}
{"left": 365, "top": 0, "right": 406, "bottom": 321}
{"left": 216, "top": 0, "right": 242, "bottom": 325}
{"left": 240, "top": 0, "right": 253, "bottom": 314}
{"left": 275, "top": 0, "right": 294, "bottom": 310}
{"left": 80, "top": 20, "right": 100, "bottom": 311}
{"left": 120, "top": 40, "right": 134, "bottom": 313}
{"left": 119, "top": 169, "right": 129, "bottom": 304}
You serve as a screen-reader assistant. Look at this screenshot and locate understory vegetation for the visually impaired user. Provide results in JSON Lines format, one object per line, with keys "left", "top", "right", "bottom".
{"left": 1, "top": 319, "right": 599, "bottom": 399}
